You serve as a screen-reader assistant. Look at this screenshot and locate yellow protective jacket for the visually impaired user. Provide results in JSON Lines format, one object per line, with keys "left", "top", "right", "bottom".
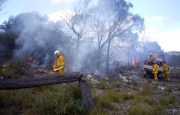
{"left": 163, "top": 63, "right": 169, "bottom": 74}
{"left": 53, "top": 54, "right": 64, "bottom": 70}
{"left": 56, "top": 54, "right": 64, "bottom": 68}
{"left": 153, "top": 63, "right": 158, "bottom": 74}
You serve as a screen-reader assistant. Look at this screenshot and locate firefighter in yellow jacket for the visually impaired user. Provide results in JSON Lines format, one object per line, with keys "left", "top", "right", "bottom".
{"left": 53, "top": 50, "right": 65, "bottom": 75}
{"left": 152, "top": 61, "right": 158, "bottom": 81}
{"left": 163, "top": 61, "right": 169, "bottom": 80}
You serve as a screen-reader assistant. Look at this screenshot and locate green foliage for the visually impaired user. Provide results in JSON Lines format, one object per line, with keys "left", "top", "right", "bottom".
{"left": 0, "top": 84, "right": 83, "bottom": 115}
{"left": 96, "top": 80, "right": 108, "bottom": 89}
{"left": 120, "top": 93, "right": 135, "bottom": 100}
{"left": 88, "top": 109, "right": 107, "bottom": 115}
{"left": 165, "top": 87, "right": 173, "bottom": 93}
{"left": 128, "top": 102, "right": 164, "bottom": 115}
{"left": 0, "top": 31, "right": 18, "bottom": 59}
{"left": 128, "top": 96, "right": 164, "bottom": 115}
{"left": 139, "top": 84, "right": 150, "bottom": 96}
{"left": 63, "top": 84, "right": 82, "bottom": 99}
{"left": 153, "top": 82, "right": 158, "bottom": 89}
{"left": 1, "top": 59, "right": 26, "bottom": 78}
{"left": 103, "top": 91, "right": 120, "bottom": 102}
{"left": 108, "top": 80, "right": 122, "bottom": 88}
{"left": 34, "top": 91, "right": 82, "bottom": 115}
{"left": 93, "top": 90, "right": 120, "bottom": 111}
{"left": 0, "top": 90, "right": 15, "bottom": 106}
{"left": 159, "top": 97, "right": 175, "bottom": 106}
{"left": 131, "top": 79, "right": 138, "bottom": 86}
{"left": 14, "top": 89, "right": 34, "bottom": 107}
{"left": 133, "top": 96, "right": 158, "bottom": 106}
{"left": 95, "top": 79, "right": 122, "bottom": 90}
{"left": 88, "top": 80, "right": 94, "bottom": 89}
{"left": 33, "top": 84, "right": 83, "bottom": 115}
{"left": 93, "top": 95, "right": 114, "bottom": 110}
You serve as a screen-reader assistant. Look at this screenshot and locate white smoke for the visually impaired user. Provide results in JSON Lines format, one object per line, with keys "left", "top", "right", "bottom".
{"left": 13, "top": 12, "right": 69, "bottom": 65}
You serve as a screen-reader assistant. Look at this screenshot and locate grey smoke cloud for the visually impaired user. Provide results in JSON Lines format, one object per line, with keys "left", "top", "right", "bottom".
{"left": 13, "top": 12, "right": 101, "bottom": 73}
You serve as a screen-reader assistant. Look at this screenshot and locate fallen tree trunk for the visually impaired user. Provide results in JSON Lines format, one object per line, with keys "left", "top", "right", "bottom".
{"left": 0, "top": 72, "right": 81, "bottom": 90}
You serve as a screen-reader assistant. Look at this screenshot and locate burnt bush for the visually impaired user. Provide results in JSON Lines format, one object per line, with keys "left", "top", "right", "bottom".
{"left": 0, "top": 31, "right": 18, "bottom": 62}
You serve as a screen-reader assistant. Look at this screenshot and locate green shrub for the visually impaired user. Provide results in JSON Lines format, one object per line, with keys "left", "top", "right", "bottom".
{"left": 0, "top": 84, "right": 83, "bottom": 115}
{"left": 63, "top": 84, "right": 82, "bottom": 99}
{"left": 13, "top": 89, "right": 35, "bottom": 107}
{"left": 131, "top": 80, "right": 138, "bottom": 86}
{"left": 159, "top": 97, "right": 175, "bottom": 106}
{"left": 88, "top": 80, "right": 94, "bottom": 89}
{"left": 139, "top": 85, "right": 150, "bottom": 96}
{"left": 108, "top": 81, "right": 122, "bottom": 88}
{"left": 93, "top": 95, "right": 115, "bottom": 110}
{"left": 0, "top": 60, "right": 26, "bottom": 78}
{"left": 165, "top": 87, "right": 173, "bottom": 93}
{"left": 133, "top": 96, "right": 158, "bottom": 106}
{"left": 33, "top": 84, "right": 83, "bottom": 115}
{"left": 120, "top": 93, "right": 135, "bottom": 100}
{"left": 96, "top": 80, "right": 107, "bottom": 89}
{"left": 93, "top": 91, "right": 120, "bottom": 111}
{"left": 128, "top": 96, "right": 164, "bottom": 115}
{"left": 0, "top": 90, "right": 16, "bottom": 106}
{"left": 88, "top": 109, "right": 107, "bottom": 115}
{"left": 103, "top": 91, "right": 120, "bottom": 102}
{"left": 128, "top": 102, "right": 164, "bottom": 115}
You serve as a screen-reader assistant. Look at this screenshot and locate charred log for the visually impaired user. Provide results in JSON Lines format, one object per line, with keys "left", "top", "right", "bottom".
{"left": 0, "top": 72, "right": 81, "bottom": 90}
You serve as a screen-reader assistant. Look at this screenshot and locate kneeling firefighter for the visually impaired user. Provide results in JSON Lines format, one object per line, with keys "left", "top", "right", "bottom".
{"left": 53, "top": 50, "right": 65, "bottom": 75}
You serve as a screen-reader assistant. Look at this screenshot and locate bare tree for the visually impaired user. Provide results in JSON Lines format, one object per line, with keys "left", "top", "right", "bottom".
{"left": 0, "top": 0, "right": 6, "bottom": 11}
{"left": 90, "top": 0, "right": 144, "bottom": 74}
{"left": 117, "top": 32, "right": 139, "bottom": 65}
{"left": 90, "top": 15, "right": 107, "bottom": 69}
{"left": 61, "top": 0, "right": 91, "bottom": 50}
{"left": 66, "top": 13, "right": 87, "bottom": 49}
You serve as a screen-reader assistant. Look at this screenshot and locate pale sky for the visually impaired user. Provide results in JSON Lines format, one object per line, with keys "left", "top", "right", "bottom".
{"left": 127, "top": 0, "right": 180, "bottom": 52}
{"left": 1, "top": 0, "right": 180, "bottom": 51}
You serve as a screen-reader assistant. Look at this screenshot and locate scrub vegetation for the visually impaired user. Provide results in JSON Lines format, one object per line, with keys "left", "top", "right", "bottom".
{"left": 0, "top": 73, "right": 180, "bottom": 114}
{"left": 0, "top": 84, "right": 83, "bottom": 115}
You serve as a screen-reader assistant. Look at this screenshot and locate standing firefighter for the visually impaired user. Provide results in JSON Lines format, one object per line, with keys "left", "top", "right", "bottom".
{"left": 53, "top": 50, "right": 65, "bottom": 75}
{"left": 152, "top": 61, "right": 158, "bottom": 81}
{"left": 163, "top": 61, "right": 169, "bottom": 80}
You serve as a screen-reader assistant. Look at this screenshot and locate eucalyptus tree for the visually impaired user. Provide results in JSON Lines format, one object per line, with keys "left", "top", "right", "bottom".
{"left": 90, "top": 0, "right": 144, "bottom": 74}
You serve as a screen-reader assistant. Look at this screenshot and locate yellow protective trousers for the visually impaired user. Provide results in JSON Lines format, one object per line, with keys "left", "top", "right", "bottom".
{"left": 154, "top": 73, "right": 158, "bottom": 81}
{"left": 165, "top": 74, "right": 169, "bottom": 80}
{"left": 58, "top": 66, "right": 64, "bottom": 75}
